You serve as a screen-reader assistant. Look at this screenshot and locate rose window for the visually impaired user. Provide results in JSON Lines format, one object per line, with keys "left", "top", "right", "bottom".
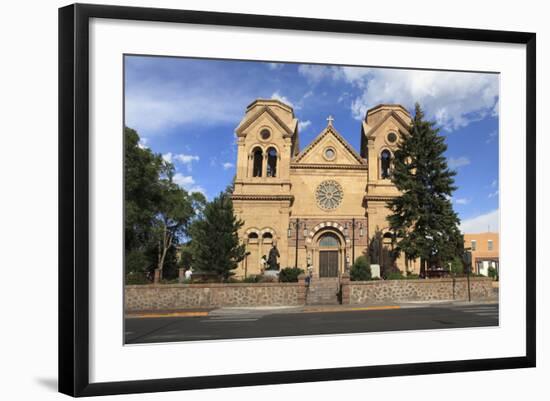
{"left": 315, "top": 180, "right": 344, "bottom": 210}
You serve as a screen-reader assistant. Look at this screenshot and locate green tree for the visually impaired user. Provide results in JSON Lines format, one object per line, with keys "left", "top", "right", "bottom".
{"left": 154, "top": 166, "right": 206, "bottom": 277}
{"left": 387, "top": 104, "right": 463, "bottom": 277}
{"left": 124, "top": 127, "right": 164, "bottom": 276}
{"left": 189, "top": 192, "right": 246, "bottom": 281}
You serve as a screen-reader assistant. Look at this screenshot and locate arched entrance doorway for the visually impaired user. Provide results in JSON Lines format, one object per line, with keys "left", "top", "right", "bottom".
{"left": 317, "top": 232, "right": 341, "bottom": 278}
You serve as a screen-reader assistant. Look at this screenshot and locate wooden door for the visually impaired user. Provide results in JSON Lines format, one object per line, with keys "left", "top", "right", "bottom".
{"left": 319, "top": 250, "right": 339, "bottom": 277}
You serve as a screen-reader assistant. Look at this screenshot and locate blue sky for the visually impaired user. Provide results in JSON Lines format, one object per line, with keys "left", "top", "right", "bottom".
{"left": 124, "top": 55, "right": 499, "bottom": 234}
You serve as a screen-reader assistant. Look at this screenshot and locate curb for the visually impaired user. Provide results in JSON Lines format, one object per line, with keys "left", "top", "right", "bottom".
{"left": 126, "top": 311, "right": 210, "bottom": 319}
{"left": 303, "top": 305, "right": 401, "bottom": 313}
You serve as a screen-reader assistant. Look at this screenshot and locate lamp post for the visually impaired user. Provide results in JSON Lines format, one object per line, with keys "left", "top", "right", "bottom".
{"left": 346, "top": 218, "right": 363, "bottom": 265}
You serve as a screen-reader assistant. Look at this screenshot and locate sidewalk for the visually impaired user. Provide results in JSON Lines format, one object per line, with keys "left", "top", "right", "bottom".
{"left": 126, "top": 299, "right": 498, "bottom": 319}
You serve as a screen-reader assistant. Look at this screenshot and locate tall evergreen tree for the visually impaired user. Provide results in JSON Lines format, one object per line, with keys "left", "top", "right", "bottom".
{"left": 189, "top": 192, "right": 246, "bottom": 281}
{"left": 387, "top": 104, "right": 463, "bottom": 276}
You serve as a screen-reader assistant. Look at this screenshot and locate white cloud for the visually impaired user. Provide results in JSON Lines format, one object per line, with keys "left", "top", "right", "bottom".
{"left": 298, "top": 65, "right": 341, "bottom": 84}
{"left": 448, "top": 156, "right": 471, "bottom": 169}
{"left": 303, "top": 66, "right": 499, "bottom": 131}
{"left": 267, "top": 63, "right": 283, "bottom": 70}
{"left": 173, "top": 173, "right": 195, "bottom": 187}
{"left": 137, "top": 137, "right": 148, "bottom": 149}
{"left": 488, "top": 190, "right": 499, "bottom": 198}
{"left": 455, "top": 198, "right": 470, "bottom": 205}
{"left": 222, "top": 162, "right": 234, "bottom": 170}
{"left": 163, "top": 152, "right": 200, "bottom": 172}
{"left": 271, "top": 91, "right": 294, "bottom": 107}
{"left": 172, "top": 173, "right": 206, "bottom": 196}
{"left": 298, "top": 120, "right": 312, "bottom": 131}
{"left": 460, "top": 209, "right": 499, "bottom": 233}
{"left": 125, "top": 78, "right": 248, "bottom": 136}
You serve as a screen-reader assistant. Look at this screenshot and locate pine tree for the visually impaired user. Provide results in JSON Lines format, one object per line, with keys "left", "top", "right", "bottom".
{"left": 387, "top": 103, "right": 463, "bottom": 277}
{"left": 189, "top": 192, "right": 246, "bottom": 281}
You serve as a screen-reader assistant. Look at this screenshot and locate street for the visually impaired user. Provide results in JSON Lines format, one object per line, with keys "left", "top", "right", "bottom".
{"left": 125, "top": 303, "right": 499, "bottom": 344}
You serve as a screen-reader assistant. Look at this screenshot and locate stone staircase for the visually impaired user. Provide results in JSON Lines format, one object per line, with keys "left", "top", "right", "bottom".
{"left": 306, "top": 278, "right": 340, "bottom": 305}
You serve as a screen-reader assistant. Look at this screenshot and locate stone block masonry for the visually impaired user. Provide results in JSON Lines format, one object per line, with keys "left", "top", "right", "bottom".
{"left": 344, "top": 277, "right": 495, "bottom": 304}
{"left": 125, "top": 277, "right": 496, "bottom": 312}
{"left": 125, "top": 282, "right": 302, "bottom": 312}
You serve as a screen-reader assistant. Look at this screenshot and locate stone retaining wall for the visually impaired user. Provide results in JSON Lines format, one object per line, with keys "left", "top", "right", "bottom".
{"left": 125, "top": 282, "right": 303, "bottom": 312}
{"left": 345, "top": 277, "right": 495, "bottom": 304}
{"left": 126, "top": 277, "right": 495, "bottom": 311}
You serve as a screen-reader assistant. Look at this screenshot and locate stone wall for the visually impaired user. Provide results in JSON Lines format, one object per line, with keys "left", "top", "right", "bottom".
{"left": 345, "top": 277, "right": 495, "bottom": 304}
{"left": 125, "top": 282, "right": 303, "bottom": 312}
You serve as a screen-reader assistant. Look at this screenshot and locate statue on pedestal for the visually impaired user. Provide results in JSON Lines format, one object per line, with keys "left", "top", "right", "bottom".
{"left": 267, "top": 244, "right": 280, "bottom": 271}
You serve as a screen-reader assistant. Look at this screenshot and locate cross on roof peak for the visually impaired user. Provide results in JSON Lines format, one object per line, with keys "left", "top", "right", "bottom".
{"left": 326, "top": 115, "right": 335, "bottom": 126}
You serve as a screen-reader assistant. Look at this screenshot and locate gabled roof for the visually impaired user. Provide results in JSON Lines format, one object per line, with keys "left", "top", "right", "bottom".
{"left": 363, "top": 109, "right": 411, "bottom": 140}
{"left": 294, "top": 123, "right": 365, "bottom": 164}
{"left": 235, "top": 105, "right": 297, "bottom": 137}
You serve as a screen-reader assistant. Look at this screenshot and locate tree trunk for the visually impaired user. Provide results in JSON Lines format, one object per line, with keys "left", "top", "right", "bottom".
{"left": 157, "top": 224, "right": 172, "bottom": 274}
{"left": 420, "top": 257, "right": 426, "bottom": 279}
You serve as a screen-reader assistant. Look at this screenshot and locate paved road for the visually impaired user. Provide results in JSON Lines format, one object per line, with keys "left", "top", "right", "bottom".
{"left": 125, "top": 303, "right": 498, "bottom": 344}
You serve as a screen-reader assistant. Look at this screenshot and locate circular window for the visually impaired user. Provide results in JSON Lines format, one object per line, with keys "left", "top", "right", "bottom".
{"left": 387, "top": 132, "right": 398, "bottom": 143}
{"left": 324, "top": 147, "right": 336, "bottom": 160}
{"left": 260, "top": 129, "right": 271, "bottom": 140}
{"left": 315, "top": 180, "right": 344, "bottom": 210}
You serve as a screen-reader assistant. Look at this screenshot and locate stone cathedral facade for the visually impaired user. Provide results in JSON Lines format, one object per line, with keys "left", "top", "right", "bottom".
{"left": 231, "top": 99, "right": 420, "bottom": 278}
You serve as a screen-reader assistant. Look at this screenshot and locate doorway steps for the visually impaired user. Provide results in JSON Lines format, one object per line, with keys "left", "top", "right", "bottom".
{"left": 306, "top": 278, "right": 340, "bottom": 305}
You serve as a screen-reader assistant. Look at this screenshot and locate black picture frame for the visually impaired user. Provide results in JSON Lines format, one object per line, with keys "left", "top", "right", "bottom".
{"left": 59, "top": 3, "right": 536, "bottom": 397}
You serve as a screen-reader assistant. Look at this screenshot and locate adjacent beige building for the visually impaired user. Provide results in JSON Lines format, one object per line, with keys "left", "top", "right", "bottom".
{"left": 231, "top": 99, "right": 419, "bottom": 278}
{"left": 463, "top": 232, "right": 499, "bottom": 276}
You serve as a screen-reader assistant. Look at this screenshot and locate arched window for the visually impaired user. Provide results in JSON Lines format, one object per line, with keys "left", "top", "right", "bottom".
{"left": 252, "top": 147, "right": 263, "bottom": 177}
{"left": 319, "top": 232, "right": 340, "bottom": 248}
{"left": 266, "top": 147, "right": 277, "bottom": 177}
{"left": 381, "top": 149, "right": 392, "bottom": 179}
{"left": 262, "top": 232, "right": 273, "bottom": 243}
{"left": 248, "top": 232, "right": 259, "bottom": 240}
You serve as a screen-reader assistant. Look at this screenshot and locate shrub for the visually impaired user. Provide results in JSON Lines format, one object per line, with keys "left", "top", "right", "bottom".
{"left": 242, "top": 275, "right": 260, "bottom": 283}
{"left": 350, "top": 256, "right": 372, "bottom": 281}
{"left": 279, "top": 267, "right": 304, "bottom": 283}
{"left": 450, "top": 257, "right": 464, "bottom": 275}
{"left": 405, "top": 273, "right": 420, "bottom": 279}
{"left": 488, "top": 266, "right": 499, "bottom": 280}
{"left": 125, "top": 271, "right": 150, "bottom": 285}
{"left": 386, "top": 270, "right": 405, "bottom": 280}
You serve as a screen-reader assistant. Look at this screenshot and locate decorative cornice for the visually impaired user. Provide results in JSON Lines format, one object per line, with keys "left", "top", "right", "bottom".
{"left": 366, "top": 103, "right": 411, "bottom": 117}
{"left": 290, "top": 163, "right": 368, "bottom": 170}
{"left": 231, "top": 194, "right": 294, "bottom": 202}
{"left": 363, "top": 194, "right": 397, "bottom": 202}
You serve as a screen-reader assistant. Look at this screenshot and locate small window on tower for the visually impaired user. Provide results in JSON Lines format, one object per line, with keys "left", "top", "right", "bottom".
{"left": 266, "top": 147, "right": 277, "bottom": 177}
{"left": 252, "top": 147, "right": 263, "bottom": 177}
{"left": 381, "top": 149, "right": 392, "bottom": 179}
{"left": 387, "top": 132, "right": 398, "bottom": 143}
{"left": 260, "top": 129, "right": 271, "bottom": 140}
